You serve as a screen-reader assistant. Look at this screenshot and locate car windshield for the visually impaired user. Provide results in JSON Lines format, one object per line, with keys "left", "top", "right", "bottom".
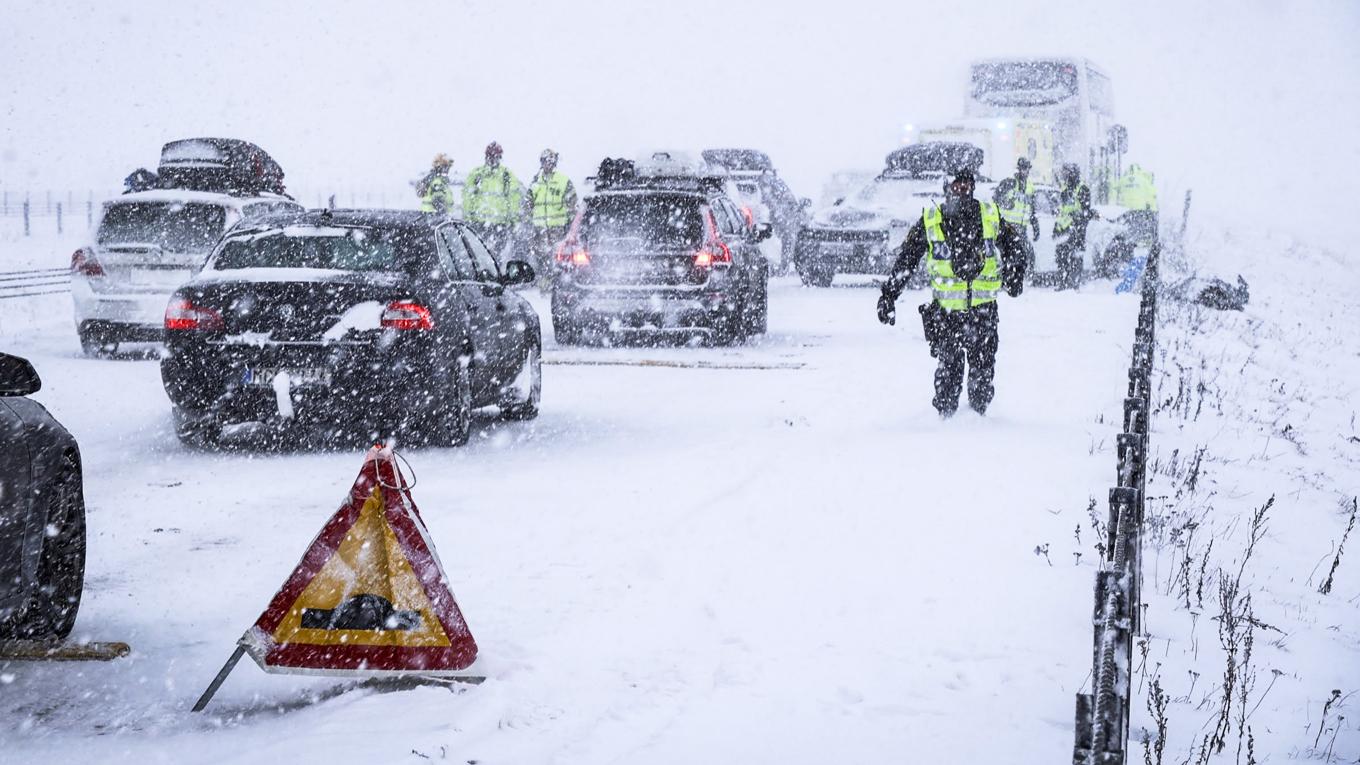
{"left": 97, "top": 202, "right": 227, "bottom": 253}
{"left": 211, "top": 226, "right": 427, "bottom": 272}
{"left": 582, "top": 194, "right": 704, "bottom": 246}
{"left": 971, "top": 61, "right": 1080, "bottom": 107}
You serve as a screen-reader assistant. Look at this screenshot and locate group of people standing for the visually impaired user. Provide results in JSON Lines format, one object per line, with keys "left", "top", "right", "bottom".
{"left": 416, "top": 142, "right": 578, "bottom": 275}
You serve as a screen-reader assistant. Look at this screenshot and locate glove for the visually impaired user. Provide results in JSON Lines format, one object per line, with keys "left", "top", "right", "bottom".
{"left": 877, "top": 293, "right": 896, "bottom": 325}
{"left": 1032, "top": 227, "right": 1041, "bottom": 242}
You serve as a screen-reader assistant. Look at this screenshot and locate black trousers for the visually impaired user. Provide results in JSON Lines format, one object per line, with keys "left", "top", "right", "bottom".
{"left": 931, "top": 303, "right": 1000, "bottom": 415}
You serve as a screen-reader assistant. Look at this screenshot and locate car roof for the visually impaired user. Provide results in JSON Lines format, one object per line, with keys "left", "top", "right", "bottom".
{"left": 586, "top": 189, "right": 713, "bottom": 203}
{"left": 108, "top": 188, "right": 299, "bottom": 208}
{"left": 245, "top": 208, "right": 452, "bottom": 229}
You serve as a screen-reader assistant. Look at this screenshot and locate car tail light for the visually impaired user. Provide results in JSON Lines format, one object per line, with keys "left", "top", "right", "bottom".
{"left": 694, "top": 210, "right": 732, "bottom": 270}
{"left": 381, "top": 300, "right": 434, "bottom": 330}
{"left": 555, "top": 243, "right": 591, "bottom": 267}
{"left": 71, "top": 248, "right": 104, "bottom": 277}
{"left": 164, "top": 297, "right": 224, "bottom": 331}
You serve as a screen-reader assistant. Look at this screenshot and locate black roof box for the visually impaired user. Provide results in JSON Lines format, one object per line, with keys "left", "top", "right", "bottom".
{"left": 154, "top": 138, "right": 288, "bottom": 196}
{"left": 884, "top": 142, "right": 984, "bottom": 180}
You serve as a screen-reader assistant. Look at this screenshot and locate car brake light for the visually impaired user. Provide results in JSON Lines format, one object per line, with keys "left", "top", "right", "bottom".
{"left": 695, "top": 209, "right": 732, "bottom": 269}
{"left": 165, "top": 298, "right": 224, "bottom": 331}
{"left": 740, "top": 206, "right": 755, "bottom": 228}
{"left": 71, "top": 248, "right": 104, "bottom": 277}
{"left": 381, "top": 300, "right": 434, "bottom": 330}
{"left": 555, "top": 244, "right": 591, "bottom": 267}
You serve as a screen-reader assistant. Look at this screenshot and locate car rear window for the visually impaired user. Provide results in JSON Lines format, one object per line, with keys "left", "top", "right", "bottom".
{"left": 211, "top": 226, "right": 431, "bottom": 273}
{"left": 582, "top": 194, "right": 703, "bottom": 247}
{"left": 97, "top": 202, "right": 227, "bottom": 253}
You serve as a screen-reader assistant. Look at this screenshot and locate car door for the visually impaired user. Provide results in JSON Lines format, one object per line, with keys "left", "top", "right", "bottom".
{"left": 460, "top": 229, "right": 522, "bottom": 388}
{"left": 436, "top": 227, "right": 502, "bottom": 398}
{"left": 0, "top": 400, "right": 32, "bottom": 612}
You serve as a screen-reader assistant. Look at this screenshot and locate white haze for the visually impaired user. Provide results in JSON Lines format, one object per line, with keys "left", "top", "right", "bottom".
{"left": 2, "top": 0, "right": 1357, "bottom": 249}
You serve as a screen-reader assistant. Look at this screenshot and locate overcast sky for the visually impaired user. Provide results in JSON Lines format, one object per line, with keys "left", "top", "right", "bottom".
{"left": 2, "top": 0, "right": 1356, "bottom": 244}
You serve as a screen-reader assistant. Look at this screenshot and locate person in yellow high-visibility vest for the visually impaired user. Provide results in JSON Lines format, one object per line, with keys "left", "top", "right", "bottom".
{"left": 993, "top": 157, "right": 1040, "bottom": 242}
{"left": 1053, "top": 162, "right": 1097, "bottom": 290}
{"left": 876, "top": 168, "right": 1030, "bottom": 417}
{"left": 1113, "top": 163, "right": 1158, "bottom": 244}
{"left": 463, "top": 142, "right": 523, "bottom": 256}
{"left": 522, "top": 149, "right": 578, "bottom": 285}
{"left": 417, "top": 154, "right": 455, "bottom": 215}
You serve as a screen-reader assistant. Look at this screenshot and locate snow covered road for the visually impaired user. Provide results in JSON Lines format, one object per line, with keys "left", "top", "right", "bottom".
{"left": 2, "top": 277, "right": 1138, "bottom": 763}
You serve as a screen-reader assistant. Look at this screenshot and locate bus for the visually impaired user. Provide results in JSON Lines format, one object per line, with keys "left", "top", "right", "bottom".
{"left": 963, "top": 58, "right": 1120, "bottom": 187}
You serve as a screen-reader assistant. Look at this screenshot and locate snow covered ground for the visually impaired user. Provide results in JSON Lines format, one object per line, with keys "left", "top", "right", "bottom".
{"left": 1, "top": 216, "right": 1356, "bottom": 763}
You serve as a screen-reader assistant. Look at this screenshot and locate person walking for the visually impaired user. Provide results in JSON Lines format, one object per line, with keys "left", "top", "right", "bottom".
{"left": 523, "top": 149, "right": 577, "bottom": 283}
{"left": 1053, "top": 162, "right": 1097, "bottom": 290}
{"left": 462, "top": 142, "right": 523, "bottom": 256}
{"left": 876, "top": 168, "right": 1029, "bottom": 417}
{"left": 993, "top": 156, "right": 1040, "bottom": 242}
{"left": 1112, "top": 162, "right": 1158, "bottom": 244}
{"left": 417, "top": 153, "right": 456, "bottom": 215}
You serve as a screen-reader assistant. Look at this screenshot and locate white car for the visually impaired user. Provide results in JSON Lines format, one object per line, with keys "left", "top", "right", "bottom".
{"left": 70, "top": 189, "right": 301, "bottom": 354}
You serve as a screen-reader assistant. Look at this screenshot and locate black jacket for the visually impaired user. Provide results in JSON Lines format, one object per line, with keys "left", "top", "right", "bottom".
{"left": 881, "top": 198, "right": 1030, "bottom": 302}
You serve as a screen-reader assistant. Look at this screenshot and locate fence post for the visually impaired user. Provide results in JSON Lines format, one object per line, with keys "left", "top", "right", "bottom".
{"left": 87, "top": 193, "right": 94, "bottom": 229}
{"left": 56, "top": 202, "right": 63, "bottom": 235}
{"left": 23, "top": 199, "right": 30, "bottom": 237}
{"left": 46, "top": 190, "right": 52, "bottom": 214}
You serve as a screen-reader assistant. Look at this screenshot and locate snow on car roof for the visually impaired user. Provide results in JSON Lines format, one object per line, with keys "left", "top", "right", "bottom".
{"left": 107, "top": 188, "right": 297, "bottom": 208}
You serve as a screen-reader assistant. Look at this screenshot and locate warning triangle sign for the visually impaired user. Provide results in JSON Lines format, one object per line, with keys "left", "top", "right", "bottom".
{"left": 240, "top": 446, "right": 478, "bottom": 676}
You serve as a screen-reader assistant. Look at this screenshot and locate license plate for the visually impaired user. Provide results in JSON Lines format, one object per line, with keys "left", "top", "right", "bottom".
{"left": 243, "top": 366, "right": 332, "bottom": 387}
{"left": 822, "top": 242, "right": 854, "bottom": 256}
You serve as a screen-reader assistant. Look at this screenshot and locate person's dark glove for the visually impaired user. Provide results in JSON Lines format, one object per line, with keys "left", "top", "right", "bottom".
{"left": 1032, "top": 226, "right": 1041, "bottom": 242}
{"left": 877, "top": 293, "right": 896, "bottom": 325}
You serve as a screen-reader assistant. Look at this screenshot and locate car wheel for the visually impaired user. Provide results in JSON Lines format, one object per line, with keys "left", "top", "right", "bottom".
{"left": 78, "top": 323, "right": 117, "bottom": 357}
{"left": 797, "top": 262, "right": 833, "bottom": 288}
{"left": 172, "top": 406, "right": 222, "bottom": 450}
{"left": 418, "top": 354, "right": 473, "bottom": 448}
{"left": 0, "top": 455, "right": 86, "bottom": 640}
{"left": 553, "top": 317, "right": 581, "bottom": 346}
{"left": 747, "top": 273, "right": 769, "bottom": 336}
{"left": 500, "top": 334, "right": 541, "bottom": 421}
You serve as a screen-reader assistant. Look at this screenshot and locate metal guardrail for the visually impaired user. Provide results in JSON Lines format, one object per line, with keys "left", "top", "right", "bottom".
{"left": 0, "top": 267, "right": 71, "bottom": 300}
{"left": 1073, "top": 238, "right": 1159, "bottom": 764}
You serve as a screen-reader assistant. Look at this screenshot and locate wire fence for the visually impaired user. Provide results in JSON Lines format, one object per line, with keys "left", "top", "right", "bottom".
{"left": 1072, "top": 238, "right": 1159, "bottom": 764}
{"left": 0, "top": 267, "right": 70, "bottom": 300}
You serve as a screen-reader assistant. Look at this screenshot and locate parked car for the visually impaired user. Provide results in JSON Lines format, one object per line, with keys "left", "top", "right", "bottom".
{"left": 160, "top": 209, "right": 542, "bottom": 448}
{"left": 795, "top": 142, "right": 990, "bottom": 287}
{"left": 0, "top": 352, "right": 86, "bottom": 640}
{"left": 550, "top": 157, "right": 771, "bottom": 346}
{"left": 73, "top": 138, "right": 303, "bottom": 355}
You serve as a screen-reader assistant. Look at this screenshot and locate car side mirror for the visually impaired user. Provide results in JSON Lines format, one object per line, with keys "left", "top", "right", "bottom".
{"left": 0, "top": 353, "right": 41, "bottom": 397}
{"left": 502, "top": 259, "right": 536, "bottom": 286}
{"left": 754, "top": 222, "right": 774, "bottom": 242}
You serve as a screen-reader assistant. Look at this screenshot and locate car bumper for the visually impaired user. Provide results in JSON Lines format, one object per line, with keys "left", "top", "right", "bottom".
{"left": 552, "top": 285, "right": 738, "bottom": 333}
{"left": 160, "top": 335, "right": 438, "bottom": 426}
{"left": 796, "top": 228, "right": 894, "bottom": 273}
{"left": 72, "top": 279, "right": 170, "bottom": 330}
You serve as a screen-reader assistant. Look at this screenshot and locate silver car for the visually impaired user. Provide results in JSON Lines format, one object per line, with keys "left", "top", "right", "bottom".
{"left": 70, "top": 189, "right": 301, "bottom": 354}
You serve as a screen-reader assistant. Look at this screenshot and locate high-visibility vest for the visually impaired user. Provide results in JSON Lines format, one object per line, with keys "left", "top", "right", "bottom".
{"left": 998, "top": 176, "right": 1034, "bottom": 227}
{"left": 923, "top": 202, "right": 1002, "bottom": 312}
{"left": 463, "top": 165, "right": 522, "bottom": 225}
{"left": 529, "top": 171, "right": 572, "bottom": 228}
{"left": 1055, "top": 182, "right": 1089, "bottom": 233}
{"left": 1114, "top": 166, "right": 1158, "bottom": 212}
{"left": 419, "top": 174, "right": 454, "bottom": 213}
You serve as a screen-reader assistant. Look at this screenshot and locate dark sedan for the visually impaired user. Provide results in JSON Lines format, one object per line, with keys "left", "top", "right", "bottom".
{"left": 160, "top": 209, "right": 543, "bottom": 448}
{"left": 0, "top": 353, "right": 86, "bottom": 640}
